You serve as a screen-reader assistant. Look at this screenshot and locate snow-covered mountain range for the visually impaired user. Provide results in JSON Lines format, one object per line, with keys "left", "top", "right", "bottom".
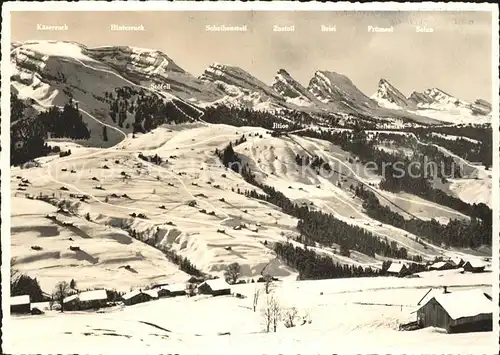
{"left": 11, "top": 40, "right": 491, "bottom": 127}
{"left": 371, "top": 78, "right": 492, "bottom": 124}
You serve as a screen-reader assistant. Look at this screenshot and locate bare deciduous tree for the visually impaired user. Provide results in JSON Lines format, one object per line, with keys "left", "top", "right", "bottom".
{"left": 186, "top": 283, "right": 196, "bottom": 297}
{"left": 262, "top": 294, "right": 281, "bottom": 333}
{"left": 262, "top": 297, "right": 273, "bottom": 333}
{"left": 53, "top": 281, "right": 70, "bottom": 312}
{"left": 224, "top": 262, "right": 241, "bottom": 285}
{"left": 252, "top": 288, "right": 260, "bottom": 312}
{"left": 263, "top": 274, "right": 274, "bottom": 294}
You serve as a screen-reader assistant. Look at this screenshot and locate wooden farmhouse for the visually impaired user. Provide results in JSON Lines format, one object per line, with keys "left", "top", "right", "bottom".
{"left": 416, "top": 289, "right": 492, "bottom": 333}
{"left": 197, "top": 278, "right": 231, "bottom": 296}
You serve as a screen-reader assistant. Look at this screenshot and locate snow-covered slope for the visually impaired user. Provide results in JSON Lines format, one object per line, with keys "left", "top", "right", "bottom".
{"left": 199, "top": 63, "right": 286, "bottom": 111}
{"left": 272, "top": 69, "right": 317, "bottom": 107}
{"left": 7, "top": 273, "right": 493, "bottom": 354}
{"left": 371, "top": 79, "right": 414, "bottom": 110}
{"left": 86, "top": 46, "right": 224, "bottom": 103}
{"left": 308, "top": 71, "right": 380, "bottom": 113}
{"left": 407, "top": 88, "right": 491, "bottom": 124}
{"left": 408, "top": 88, "right": 469, "bottom": 110}
{"left": 370, "top": 79, "right": 492, "bottom": 124}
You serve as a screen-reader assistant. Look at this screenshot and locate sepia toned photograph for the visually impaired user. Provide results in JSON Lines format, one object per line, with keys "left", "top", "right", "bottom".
{"left": 2, "top": 2, "right": 498, "bottom": 354}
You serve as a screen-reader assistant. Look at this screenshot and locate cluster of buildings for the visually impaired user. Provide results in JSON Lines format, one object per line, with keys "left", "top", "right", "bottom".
{"left": 10, "top": 278, "right": 233, "bottom": 315}
{"left": 63, "top": 289, "right": 108, "bottom": 311}
{"left": 122, "top": 278, "right": 231, "bottom": 306}
{"left": 387, "top": 257, "right": 488, "bottom": 277}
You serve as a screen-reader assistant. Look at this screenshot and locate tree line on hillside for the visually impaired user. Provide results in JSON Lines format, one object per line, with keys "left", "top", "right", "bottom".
{"left": 203, "top": 105, "right": 301, "bottom": 131}
{"left": 104, "top": 87, "right": 198, "bottom": 133}
{"left": 274, "top": 242, "right": 381, "bottom": 279}
{"left": 411, "top": 124, "right": 491, "bottom": 144}
{"left": 274, "top": 242, "right": 427, "bottom": 280}
{"left": 128, "top": 228, "right": 204, "bottom": 277}
{"left": 372, "top": 124, "right": 492, "bottom": 169}
{"left": 10, "top": 94, "right": 90, "bottom": 166}
{"left": 354, "top": 184, "right": 491, "bottom": 248}
{"left": 295, "top": 128, "right": 492, "bottom": 221}
{"left": 414, "top": 132, "right": 491, "bottom": 169}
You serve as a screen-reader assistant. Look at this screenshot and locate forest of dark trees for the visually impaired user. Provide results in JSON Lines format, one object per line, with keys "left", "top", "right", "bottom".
{"left": 354, "top": 184, "right": 491, "bottom": 248}
{"left": 203, "top": 105, "right": 301, "bottom": 131}
{"left": 413, "top": 130, "right": 492, "bottom": 169}
{"left": 274, "top": 242, "right": 427, "bottom": 280}
{"left": 274, "top": 242, "right": 381, "bottom": 280}
{"left": 104, "top": 87, "right": 199, "bottom": 133}
{"left": 11, "top": 94, "right": 90, "bottom": 166}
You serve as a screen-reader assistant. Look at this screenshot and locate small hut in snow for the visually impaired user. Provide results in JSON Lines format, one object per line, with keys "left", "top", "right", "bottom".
{"left": 416, "top": 289, "right": 492, "bottom": 333}
{"left": 122, "top": 290, "right": 152, "bottom": 306}
{"left": 463, "top": 260, "right": 486, "bottom": 273}
{"left": 157, "top": 283, "right": 186, "bottom": 298}
{"left": 386, "top": 262, "right": 409, "bottom": 277}
{"left": 79, "top": 289, "right": 108, "bottom": 309}
{"left": 10, "top": 295, "right": 31, "bottom": 314}
{"left": 63, "top": 294, "right": 80, "bottom": 311}
{"left": 429, "top": 261, "right": 455, "bottom": 271}
{"left": 197, "top": 278, "right": 231, "bottom": 296}
{"left": 142, "top": 289, "right": 159, "bottom": 300}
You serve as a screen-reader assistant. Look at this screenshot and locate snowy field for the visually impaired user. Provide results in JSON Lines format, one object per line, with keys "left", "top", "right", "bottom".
{"left": 6, "top": 271, "right": 494, "bottom": 354}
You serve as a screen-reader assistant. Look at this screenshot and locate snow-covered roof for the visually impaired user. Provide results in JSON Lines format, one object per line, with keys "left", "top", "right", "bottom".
{"left": 417, "top": 288, "right": 445, "bottom": 306}
{"left": 430, "top": 261, "right": 453, "bottom": 269}
{"left": 143, "top": 289, "right": 159, "bottom": 298}
{"left": 11, "top": 295, "right": 30, "bottom": 306}
{"left": 387, "top": 263, "right": 407, "bottom": 273}
{"left": 202, "top": 278, "right": 230, "bottom": 291}
{"left": 423, "top": 289, "right": 492, "bottom": 320}
{"left": 159, "top": 283, "right": 186, "bottom": 293}
{"left": 449, "top": 258, "right": 463, "bottom": 266}
{"left": 79, "top": 289, "right": 107, "bottom": 302}
{"left": 63, "top": 294, "right": 79, "bottom": 304}
{"left": 122, "top": 290, "right": 141, "bottom": 300}
{"left": 464, "top": 259, "right": 486, "bottom": 268}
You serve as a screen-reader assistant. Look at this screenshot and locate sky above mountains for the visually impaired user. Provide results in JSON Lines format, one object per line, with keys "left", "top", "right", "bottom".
{"left": 11, "top": 11, "right": 493, "bottom": 102}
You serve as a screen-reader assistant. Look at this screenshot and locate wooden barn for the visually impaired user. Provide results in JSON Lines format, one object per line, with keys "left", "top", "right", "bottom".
{"left": 157, "top": 283, "right": 186, "bottom": 298}
{"left": 386, "top": 262, "right": 409, "bottom": 277}
{"left": 10, "top": 295, "right": 31, "bottom": 314}
{"left": 63, "top": 294, "right": 80, "bottom": 311}
{"left": 122, "top": 290, "right": 152, "bottom": 306}
{"left": 416, "top": 289, "right": 492, "bottom": 333}
{"left": 79, "top": 289, "right": 108, "bottom": 309}
{"left": 450, "top": 258, "right": 465, "bottom": 268}
{"left": 429, "top": 261, "right": 455, "bottom": 271}
{"left": 143, "top": 289, "right": 159, "bottom": 300}
{"left": 463, "top": 260, "right": 486, "bottom": 273}
{"left": 197, "top": 278, "right": 231, "bottom": 296}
